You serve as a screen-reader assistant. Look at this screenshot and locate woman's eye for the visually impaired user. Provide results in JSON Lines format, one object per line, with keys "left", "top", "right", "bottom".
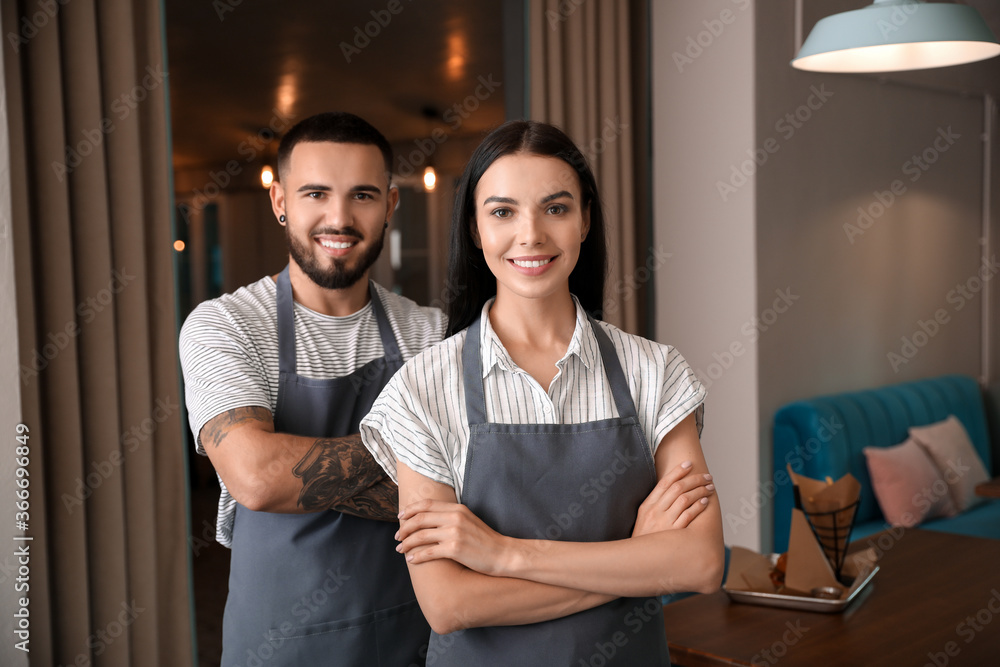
{"left": 491, "top": 208, "right": 512, "bottom": 219}
{"left": 546, "top": 204, "right": 567, "bottom": 215}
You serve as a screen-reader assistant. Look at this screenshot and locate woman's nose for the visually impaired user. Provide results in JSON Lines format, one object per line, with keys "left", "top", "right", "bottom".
{"left": 518, "top": 212, "right": 545, "bottom": 246}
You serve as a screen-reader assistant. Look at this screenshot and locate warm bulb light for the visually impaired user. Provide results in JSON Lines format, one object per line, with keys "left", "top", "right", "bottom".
{"left": 423, "top": 166, "right": 437, "bottom": 192}
{"left": 173, "top": 240, "right": 186, "bottom": 252}
{"left": 792, "top": 1, "right": 1000, "bottom": 73}
{"left": 261, "top": 165, "right": 274, "bottom": 188}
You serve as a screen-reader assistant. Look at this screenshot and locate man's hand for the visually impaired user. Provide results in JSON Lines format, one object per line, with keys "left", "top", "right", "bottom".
{"left": 633, "top": 461, "right": 715, "bottom": 537}
{"left": 200, "top": 407, "right": 398, "bottom": 520}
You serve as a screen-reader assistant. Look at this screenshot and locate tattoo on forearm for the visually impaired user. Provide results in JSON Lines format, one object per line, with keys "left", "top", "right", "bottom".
{"left": 202, "top": 406, "right": 272, "bottom": 449}
{"left": 292, "top": 434, "right": 397, "bottom": 519}
{"left": 334, "top": 477, "right": 400, "bottom": 522}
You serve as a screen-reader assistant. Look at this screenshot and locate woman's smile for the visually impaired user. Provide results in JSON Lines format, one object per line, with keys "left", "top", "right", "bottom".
{"left": 508, "top": 254, "right": 558, "bottom": 274}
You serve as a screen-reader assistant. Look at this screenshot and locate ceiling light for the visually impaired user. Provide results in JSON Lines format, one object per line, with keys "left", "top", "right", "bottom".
{"left": 423, "top": 166, "right": 437, "bottom": 192}
{"left": 792, "top": 0, "right": 1000, "bottom": 73}
{"left": 261, "top": 165, "right": 274, "bottom": 188}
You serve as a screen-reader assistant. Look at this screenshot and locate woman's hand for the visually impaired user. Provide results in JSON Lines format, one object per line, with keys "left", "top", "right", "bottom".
{"left": 632, "top": 461, "right": 715, "bottom": 537}
{"left": 396, "top": 499, "right": 512, "bottom": 575}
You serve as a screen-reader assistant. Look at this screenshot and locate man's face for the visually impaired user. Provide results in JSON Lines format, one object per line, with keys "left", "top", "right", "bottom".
{"left": 271, "top": 141, "right": 397, "bottom": 290}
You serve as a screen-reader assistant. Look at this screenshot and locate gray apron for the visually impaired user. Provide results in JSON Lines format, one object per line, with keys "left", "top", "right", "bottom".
{"left": 427, "top": 314, "right": 670, "bottom": 666}
{"left": 221, "top": 266, "right": 429, "bottom": 667}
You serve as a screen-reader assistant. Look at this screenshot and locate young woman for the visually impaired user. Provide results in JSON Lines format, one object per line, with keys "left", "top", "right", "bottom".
{"left": 361, "top": 120, "right": 724, "bottom": 665}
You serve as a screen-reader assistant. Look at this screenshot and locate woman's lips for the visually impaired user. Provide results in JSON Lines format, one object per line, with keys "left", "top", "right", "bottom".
{"left": 507, "top": 255, "right": 556, "bottom": 275}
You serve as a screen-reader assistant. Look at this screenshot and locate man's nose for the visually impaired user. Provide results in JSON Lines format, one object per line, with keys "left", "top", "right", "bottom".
{"left": 325, "top": 197, "right": 350, "bottom": 228}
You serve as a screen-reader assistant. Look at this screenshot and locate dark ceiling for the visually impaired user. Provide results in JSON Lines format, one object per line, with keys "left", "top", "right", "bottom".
{"left": 164, "top": 0, "right": 1000, "bottom": 175}
{"left": 165, "top": 0, "right": 507, "bottom": 171}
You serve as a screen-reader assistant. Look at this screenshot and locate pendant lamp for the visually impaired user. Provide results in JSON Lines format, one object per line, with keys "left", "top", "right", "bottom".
{"left": 792, "top": 0, "right": 1000, "bottom": 73}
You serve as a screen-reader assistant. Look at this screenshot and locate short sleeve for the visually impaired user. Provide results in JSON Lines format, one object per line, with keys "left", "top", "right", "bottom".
{"left": 361, "top": 363, "right": 455, "bottom": 487}
{"left": 650, "top": 349, "right": 708, "bottom": 453}
{"left": 179, "top": 302, "right": 272, "bottom": 455}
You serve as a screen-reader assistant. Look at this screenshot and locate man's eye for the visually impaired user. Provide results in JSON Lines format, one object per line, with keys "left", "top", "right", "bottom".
{"left": 354, "top": 192, "right": 374, "bottom": 200}
{"left": 307, "top": 192, "right": 324, "bottom": 199}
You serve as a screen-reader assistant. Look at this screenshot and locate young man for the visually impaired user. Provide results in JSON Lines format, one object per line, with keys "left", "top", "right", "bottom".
{"left": 179, "top": 112, "right": 446, "bottom": 666}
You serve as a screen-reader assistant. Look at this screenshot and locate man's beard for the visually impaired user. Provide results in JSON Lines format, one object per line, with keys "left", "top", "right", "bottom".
{"left": 286, "top": 223, "right": 386, "bottom": 290}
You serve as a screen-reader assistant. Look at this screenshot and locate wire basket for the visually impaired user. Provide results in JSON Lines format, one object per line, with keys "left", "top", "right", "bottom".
{"left": 793, "top": 485, "right": 859, "bottom": 581}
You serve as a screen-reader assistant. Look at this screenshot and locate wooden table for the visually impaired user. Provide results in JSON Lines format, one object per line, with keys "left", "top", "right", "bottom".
{"left": 662, "top": 529, "right": 1000, "bottom": 666}
{"left": 975, "top": 476, "right": 1000, "bottom": 498}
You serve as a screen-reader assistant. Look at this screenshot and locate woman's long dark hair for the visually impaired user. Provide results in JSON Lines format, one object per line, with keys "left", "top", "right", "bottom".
{"left": 445, "top": 120, "right": 608, "bottom": 336}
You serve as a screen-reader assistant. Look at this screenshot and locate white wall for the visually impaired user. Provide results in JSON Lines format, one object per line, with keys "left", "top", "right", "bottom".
{"left": 652, "top": 0, "right": 760, "bottom": 550}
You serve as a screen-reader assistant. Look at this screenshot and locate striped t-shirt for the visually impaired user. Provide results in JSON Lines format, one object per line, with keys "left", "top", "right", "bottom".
{"left": 360, "top": 298, "right": 706, "bottom": 501}
{"left": 179, "top": 275, "right": 447, "bottom": 546}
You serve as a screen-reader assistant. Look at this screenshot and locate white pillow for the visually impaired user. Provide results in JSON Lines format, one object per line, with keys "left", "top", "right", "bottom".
{"left": 909, "top": 416, "right": 990, "bottom": 512}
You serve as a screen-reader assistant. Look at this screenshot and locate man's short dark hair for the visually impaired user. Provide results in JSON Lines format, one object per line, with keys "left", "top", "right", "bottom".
{"left": 276, "top": 112, "right": 393, "bottom": 182}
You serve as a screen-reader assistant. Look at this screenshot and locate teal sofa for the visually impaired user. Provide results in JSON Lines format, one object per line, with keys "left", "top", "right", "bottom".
{"left": 772, "top": 374, "right": 999, "bottom": 552}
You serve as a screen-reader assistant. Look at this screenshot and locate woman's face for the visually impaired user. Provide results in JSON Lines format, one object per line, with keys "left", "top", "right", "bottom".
{"left": 472, "top": 152, "right": 589, "bottom": 306}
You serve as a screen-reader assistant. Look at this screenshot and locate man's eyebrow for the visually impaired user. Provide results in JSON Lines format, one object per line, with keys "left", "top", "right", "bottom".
{"left": 541, "top": 191, "right": 574, "bottom": 203}
{"left": 295, "top": 184, "right": 384, "bottom": 195}
{"left": 483, "top": 195, "right": 517, "bottom": 205}
{"left": 296, "top": 184, "right": 331, "bottom": 193}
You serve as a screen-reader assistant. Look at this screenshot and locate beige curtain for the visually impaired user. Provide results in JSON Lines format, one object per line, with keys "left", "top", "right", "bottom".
{"left": 528, "top": 0, "right": 649, "bottom": 334}
{"left": 1, "top": 0, "right": 193, "bottom": 665}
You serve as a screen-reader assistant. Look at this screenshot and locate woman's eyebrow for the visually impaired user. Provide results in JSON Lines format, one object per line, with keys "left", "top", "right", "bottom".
{"left": 483, "top": 195, "right": 517, "bottom": 205}
{"left": 541, "top": 190, "right": 574, "bottom": 203}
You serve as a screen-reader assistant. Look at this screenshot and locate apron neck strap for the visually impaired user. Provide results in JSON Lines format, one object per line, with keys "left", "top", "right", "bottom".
{"left": 368, "top": 283, "right": 401, "bottom": 362}
{"left": 586, "top": 314, "right": 638, "bottom": 421}
{"left": 276, "top": 265, "right": 297, "bottom": 374}
{"left": 461, "top": 316, "right": 488, "bottom": 425}
{"left": 276, "top": 266, "right": 400, "bottom": 375}
{"left": 460, "top": 308, "right": 638, "bottom": 426}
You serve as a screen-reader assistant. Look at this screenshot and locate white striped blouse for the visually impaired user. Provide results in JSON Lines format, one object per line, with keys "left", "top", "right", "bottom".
{"left": 361, "top": 298, "right": 707, "bottom": 501}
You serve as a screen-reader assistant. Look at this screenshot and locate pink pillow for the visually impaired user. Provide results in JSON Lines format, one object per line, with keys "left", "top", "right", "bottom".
{"left": 864, "top": 439, "right": 958, "bottom": 527}
{"left": 909, "top": 416, "right": 990, "bottom": 512}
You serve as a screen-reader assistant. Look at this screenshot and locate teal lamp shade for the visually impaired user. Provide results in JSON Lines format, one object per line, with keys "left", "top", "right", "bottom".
{"left": 793, "top": 0, "right": 1000, "bottom": 72}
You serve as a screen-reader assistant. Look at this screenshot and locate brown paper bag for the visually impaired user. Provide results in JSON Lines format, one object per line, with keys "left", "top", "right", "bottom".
{"left": 725, "top": 546, "right": 775, "bottom": 592}
{"left": 787, "top": 465, "right": 861, "bottom": 575}
{"left": 784, "top": 508, "right": 841, "bottom": 594}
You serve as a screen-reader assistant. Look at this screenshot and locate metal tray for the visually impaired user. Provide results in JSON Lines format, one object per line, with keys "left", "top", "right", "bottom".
{"left": 723, "top": 562, "right": 879, "bottom": 613}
